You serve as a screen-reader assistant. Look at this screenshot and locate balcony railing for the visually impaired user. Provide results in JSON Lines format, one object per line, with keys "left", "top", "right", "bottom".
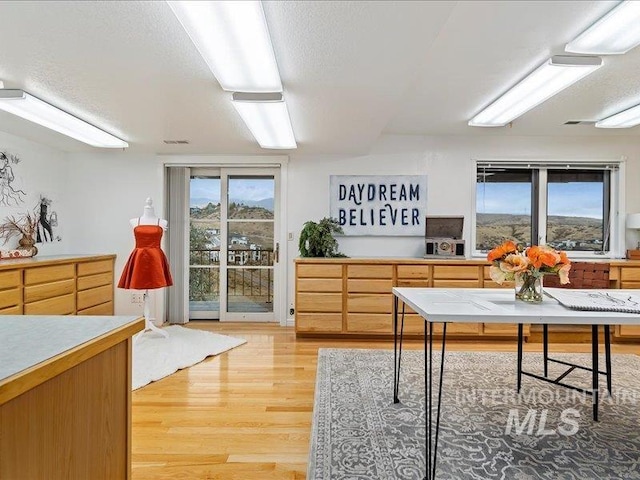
{"left": 189, "top": 247, "right": 273, "bottom": 304}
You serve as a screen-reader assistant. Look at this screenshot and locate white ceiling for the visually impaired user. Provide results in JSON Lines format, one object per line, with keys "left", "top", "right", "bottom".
{"left": 0, "top": 0, "right": 638, "bottom": 155}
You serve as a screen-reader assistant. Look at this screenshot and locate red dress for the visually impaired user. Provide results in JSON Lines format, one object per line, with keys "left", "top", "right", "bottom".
{"left": 118, "top": 220, "right": 173, "bottom": 290}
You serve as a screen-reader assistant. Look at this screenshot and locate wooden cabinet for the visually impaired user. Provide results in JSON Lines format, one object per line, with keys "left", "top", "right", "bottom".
{"left": 295, "top": 263, "right": 344, "bottom": 333}
{"left": 294, "top": 258, "right": 640, "bottom": 339}
{"left": 295, "top": 258, "right": 513, "bottom": 338}
{"left": 346, "top": 264, "right": 393, "bottom": 334}
{"left": 613, "top": 262, "right": 640, "bottom": 338}
{"left": 0, "top": 255, "right": 115, "bottom": 316}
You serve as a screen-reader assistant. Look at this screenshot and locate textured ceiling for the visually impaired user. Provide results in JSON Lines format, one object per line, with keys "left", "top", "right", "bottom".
{"left": 0, "top": 0, "right": 637, "bottom": 155}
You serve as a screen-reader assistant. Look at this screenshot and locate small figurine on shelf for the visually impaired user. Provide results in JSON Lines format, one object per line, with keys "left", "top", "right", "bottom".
{"left": 0, "top": 212, "right": 38, "bottom": 258}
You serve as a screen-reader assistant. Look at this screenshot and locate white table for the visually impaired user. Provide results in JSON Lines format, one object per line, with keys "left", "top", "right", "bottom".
{"left": 391, "top": 287, "right": 640, "bottom": 480}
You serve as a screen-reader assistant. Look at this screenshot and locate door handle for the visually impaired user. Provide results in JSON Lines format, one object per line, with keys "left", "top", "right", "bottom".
{"left": 275, "top": 242, "right": 279, "bottom": 263}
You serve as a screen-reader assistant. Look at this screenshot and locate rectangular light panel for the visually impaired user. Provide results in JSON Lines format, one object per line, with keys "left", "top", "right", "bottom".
{"left": 167, "top": 0, "right": 282, "bottom": 93}
{"left": 232, "top": 93, "right": 296, "bottom": 149}
{"left": 469, "top": 56, "right": 602, "bottom": 127}
{"left": 0, "top": 89, "right": 128, "bottom": 148}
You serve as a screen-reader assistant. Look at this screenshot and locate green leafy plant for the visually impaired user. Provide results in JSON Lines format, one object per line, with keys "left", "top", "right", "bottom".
{"left": 298, "top": 217, "right": 347, "bottom": 257}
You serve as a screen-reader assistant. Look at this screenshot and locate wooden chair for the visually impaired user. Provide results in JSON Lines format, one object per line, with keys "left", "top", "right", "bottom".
{"left": 542, "top": 262, "right": 612, "bottom": 393}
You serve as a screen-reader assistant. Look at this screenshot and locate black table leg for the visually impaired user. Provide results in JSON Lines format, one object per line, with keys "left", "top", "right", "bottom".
{"left": 517, "top": 323, "right": 523, "bottom": 393}
{"left": 604, "top": 325, "right": 612, "bottom": 395}
{"left": 543, "top": 324, "right": 549, "bottom": 378}
{"left": 592, "top": 325, "right": 599, "bottom": 422}
{"left": 393, "top": 297, "right": 405, "bottom": 404}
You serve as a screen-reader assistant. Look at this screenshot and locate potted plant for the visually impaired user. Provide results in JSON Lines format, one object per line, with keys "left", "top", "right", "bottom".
{"left": 298, "top": 217, "right": 347, "bottom": 257}
{"left": 0, "top": 212, "right": 38, "bottom": 252}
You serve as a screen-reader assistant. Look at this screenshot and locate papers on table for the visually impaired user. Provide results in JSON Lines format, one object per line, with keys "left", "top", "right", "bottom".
{"left": 545, "top": 288, "right": 640, "bottom": 314}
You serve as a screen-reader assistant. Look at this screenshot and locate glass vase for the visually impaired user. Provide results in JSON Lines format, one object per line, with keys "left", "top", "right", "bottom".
{"left": 515, "top": 272, "right": 543, "bottom": 303}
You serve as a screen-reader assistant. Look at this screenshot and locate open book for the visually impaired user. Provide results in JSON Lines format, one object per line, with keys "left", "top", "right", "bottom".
{"left": 545, "top": 288, "right": 640, "bottom": 314}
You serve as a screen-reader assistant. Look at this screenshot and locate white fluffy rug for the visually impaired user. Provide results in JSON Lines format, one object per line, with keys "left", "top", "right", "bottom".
{"left": 132, "top": 325, "right": 246, "bottom": 390}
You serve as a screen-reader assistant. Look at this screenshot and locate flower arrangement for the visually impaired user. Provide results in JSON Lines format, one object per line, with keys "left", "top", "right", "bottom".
{"left": 487, "top": 240, "right": 571, "bottom": 302}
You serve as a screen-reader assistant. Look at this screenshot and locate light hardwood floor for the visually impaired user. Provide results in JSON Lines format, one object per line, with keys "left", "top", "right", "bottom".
{"left": 131, "top": 323, "right": 640, "bottom": 480}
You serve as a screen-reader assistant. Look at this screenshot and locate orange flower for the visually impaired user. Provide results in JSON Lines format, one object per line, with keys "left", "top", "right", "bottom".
{"left": 558, "top": 263, "right": 571, "bottom": 284}
{"left": 487, "top": 240, "right": 517, "bottom": 262}
{"left": 499, "top": 253, "right": 530, "bottom": 274}
{"left": 526, "top": 245, "right": 560, "bottom": 269}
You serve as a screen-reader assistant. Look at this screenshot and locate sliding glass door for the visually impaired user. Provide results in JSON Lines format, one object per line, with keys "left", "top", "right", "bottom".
{"left": 189, "top": 168, "right": 280, "bottom": 321}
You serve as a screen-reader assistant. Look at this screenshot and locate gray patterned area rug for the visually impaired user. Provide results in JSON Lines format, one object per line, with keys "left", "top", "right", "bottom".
{"left": 308, "top": 348, "right": 640, "bottom": 480}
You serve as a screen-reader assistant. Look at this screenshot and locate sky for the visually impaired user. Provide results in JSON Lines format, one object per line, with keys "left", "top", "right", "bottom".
{"left": 476, "top": 182, "right": 603, "bottom": 219}
{"left": 190, "top": 178, "right": 274, "bottom": 206}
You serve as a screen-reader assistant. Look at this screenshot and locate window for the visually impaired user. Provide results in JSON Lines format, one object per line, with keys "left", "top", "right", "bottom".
{"left": 475, "top": 162, "right": 620, "bottom": 256}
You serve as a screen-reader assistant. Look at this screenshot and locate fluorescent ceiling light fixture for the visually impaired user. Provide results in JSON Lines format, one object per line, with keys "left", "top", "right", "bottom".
{"left": 565, "top": 1, "right": 640, "bottom": 55}
{"left": 596, "top": 103, "right": 640, "bottom": 128}
{"left": 0, "top": 89, "right": 128, "bottom": 148}
{"left": 468, "top": 56, "right": 602, "bottom": 127}
{"left": 167, "top": 0, "right": 282, "bottom": 93}
{"left": 232, "top": 92, "right": 296, "bottom": 149}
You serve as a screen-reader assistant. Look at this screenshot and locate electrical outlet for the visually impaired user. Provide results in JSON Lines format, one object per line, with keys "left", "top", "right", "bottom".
{"left": 289, "top": 308, "right": 295, "bottom": 316}
{"left": 288, "top": 232, "right": 294, "bottom": 241}
{"left": 131, "top": 293, "right": 145, "bottom": 304}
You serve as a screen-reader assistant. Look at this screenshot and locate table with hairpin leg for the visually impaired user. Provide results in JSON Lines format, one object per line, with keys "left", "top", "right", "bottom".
{"left": 392, "top": 287, "right": 640, "bottom": 480}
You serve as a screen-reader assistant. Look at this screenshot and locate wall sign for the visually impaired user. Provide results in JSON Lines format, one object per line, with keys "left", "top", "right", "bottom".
{"left": 329, "top": 175, "right": 427, "bottom": 236}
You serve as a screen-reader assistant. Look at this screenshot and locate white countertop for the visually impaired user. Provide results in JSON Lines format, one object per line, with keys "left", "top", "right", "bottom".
{"left": 0, "top": 315, "right": 140, "bottom": 382}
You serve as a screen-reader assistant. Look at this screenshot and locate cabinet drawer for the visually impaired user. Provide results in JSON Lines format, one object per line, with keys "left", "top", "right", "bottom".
{"left": 617, "top": 325, "right": 640, "bottom": 337}
{"left": 484, "top": 281, "right": 514, "bottom": 289}
{"left": 24, "top": 264, "right": 74, "bottom": 285}
{"left": 0, "top": 304, "right": 22, "bottom": 315}
{"left": 297, "top": 264, "right": 342, "bottom": 278}
{"left": 0, "top": 288, "right": 21, "bottom": 310}
{"left": 77, "top": 259, "right": 113, "bottom": 277}
{"left": 620, "top": 281, "right": 640, "bottom": 289}
{"left": 347, "top": 313, "right": 391, "bottom": 333}
{"left": 24, "top": 279, "right": 75, "bottom": 303}
{"left": 397, "top": 279, "right": 430, "bottom": 287}
{"left": 347, "top": 279, "right": 392, "bottom": 293}
{"left": 77, "top": 285, "right": 112, "bottom": 311}
{"left": 397, "top": 265, "right": 430, "bottom": 280}
{"left": 77, "top": 301, "right": 114, "bottom": 315}
{"left": 483, "top": 323, "right": 525, "bottom": 335}
{"left": 433, "top": 266, "right": 479, "bottom": 280}
{"left": 348, "top": 293, "right": 392, "bottom": 313}
{"left": 297, "top": 292, "right": 342, "bottom": 312}
{"left": 297, "top": 278, "right": 342, "bottom": 293}
{"left": 77, "top": 272, "right": 113, "bottom": 291}
{"left": 400, "top": 315, "right": 481, "bottom": 335}
{"left": 24, "top": 293, "right": 75, "bottom": 315}
{"left": 0, "top": 270, "right": 21, "bottom": 289}
{"left": 433, "top": 280, "right": 480, "bottom": 288}
{"left": 296, "top": 313, "right": 343, "bottom": 333}
{"left": 620, "top": 268, "right": 640, "bottom": 282}
{"left": 347, "top": 265, "right": 392, "bottom": 279}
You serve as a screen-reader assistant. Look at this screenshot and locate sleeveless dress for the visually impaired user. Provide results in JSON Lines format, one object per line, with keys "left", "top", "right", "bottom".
{"left": 117, "top": 219, "right": 173, "bottom": 290}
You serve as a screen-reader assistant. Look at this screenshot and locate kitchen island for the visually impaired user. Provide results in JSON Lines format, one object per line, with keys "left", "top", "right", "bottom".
{"left": 0, "top": 315, "right": 144, "bottom": 480}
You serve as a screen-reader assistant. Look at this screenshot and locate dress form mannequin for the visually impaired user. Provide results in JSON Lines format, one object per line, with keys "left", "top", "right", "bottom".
{"left": 120, "top": 197, "right": 173, "bottom": 342}
{"left": 130, "top": 197, "right": 168, "bottom": 229}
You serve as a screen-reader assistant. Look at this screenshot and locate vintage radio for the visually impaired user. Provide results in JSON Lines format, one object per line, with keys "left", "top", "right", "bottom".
{"left": 424, "top": 216, "right": 465, "bottom": 258}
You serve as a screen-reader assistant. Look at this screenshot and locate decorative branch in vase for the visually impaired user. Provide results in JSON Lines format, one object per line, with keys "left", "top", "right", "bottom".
{"left": 487, "top": 240, "right": 571, "bottom": 303}
{"left": 0, "top": 212, "right": 39, "bottom": 255}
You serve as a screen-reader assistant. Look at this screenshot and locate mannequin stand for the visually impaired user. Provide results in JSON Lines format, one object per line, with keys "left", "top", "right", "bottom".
{"left": 134, "top": 289, "right": 169, "bottom": 344}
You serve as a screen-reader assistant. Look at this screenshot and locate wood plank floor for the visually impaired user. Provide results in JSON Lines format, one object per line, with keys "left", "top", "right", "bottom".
{"left": 131, "top": 323, "right": 640, "bottom": 480}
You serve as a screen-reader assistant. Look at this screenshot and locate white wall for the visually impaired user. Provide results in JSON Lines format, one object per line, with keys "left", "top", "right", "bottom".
{"left": 65, "top": 152, "right": 165, "bottom": 322}
{"left": 13, "top": 133, "right": 638, "bottom": 324}
{"left": 0, "top": 131, "right": 68, "bottom": 255}
{"left": 286, "top": 134, "right": 640, "bottom": 320}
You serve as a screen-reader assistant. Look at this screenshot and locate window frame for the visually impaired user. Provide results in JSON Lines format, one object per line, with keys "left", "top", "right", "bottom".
{"left": 472, "top": 159, "right": 625, "bottom": 259}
